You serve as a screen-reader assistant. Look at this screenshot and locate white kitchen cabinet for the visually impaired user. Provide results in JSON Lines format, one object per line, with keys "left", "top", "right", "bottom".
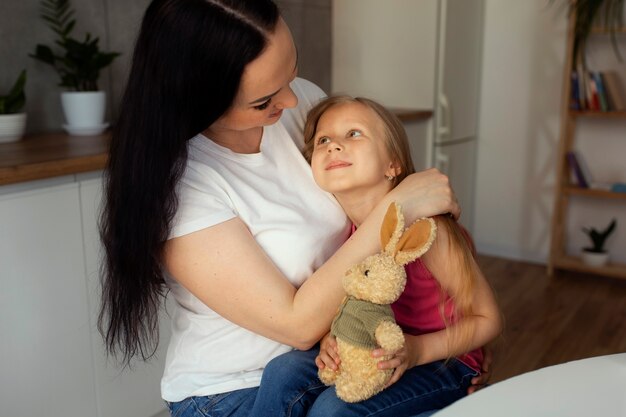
{"left": 0, "top": 174, "right": 168, "bottom": 417}
{"left": 0, "top": 178, "right": 96, "bottom": 417}
{"left": 79, "top": 175, "right": 169, "bottom": 417}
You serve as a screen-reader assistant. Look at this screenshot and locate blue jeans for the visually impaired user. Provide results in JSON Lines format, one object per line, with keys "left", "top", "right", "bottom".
{"left": 167, "top": 346, "right": 463, "bottom": 417}
{"left": 251, "top": 346, "right": 475, "bottom": 417}
{"left": 167, "top": 387, "right": 259, "bottom": 417}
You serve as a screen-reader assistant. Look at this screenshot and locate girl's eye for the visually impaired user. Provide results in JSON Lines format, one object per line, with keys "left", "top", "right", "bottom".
{"left": 317, "top": 136, "right": 331, "bottom": 145}
{"left": 348, "top": 130, "right": 362, "bottom": 138}
{"left": 254, "top": 99, "right": 271, "bottom": 110}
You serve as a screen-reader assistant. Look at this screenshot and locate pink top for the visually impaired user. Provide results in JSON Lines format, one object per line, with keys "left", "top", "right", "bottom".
{"left": 351, "top": 224, "right": 483, "bottom": 372}
{"left": 392, "top": 259, "right": 483, "bottom": 372}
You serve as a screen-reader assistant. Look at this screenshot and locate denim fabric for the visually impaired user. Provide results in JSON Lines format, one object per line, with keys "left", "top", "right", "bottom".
{"left": 306, "top": 359, "right": 477, "bottom": 417}
{"left": 167, "top": 348, "right": 474, "bottom": 417}
{"left": 255, "top": 347, "right": 476, "bottom": 417}
{"left": 248, "top": 347, "right": 328, "bottom": 417}
{"left": 167, "top": 387, "right": 258, "bottom": 417}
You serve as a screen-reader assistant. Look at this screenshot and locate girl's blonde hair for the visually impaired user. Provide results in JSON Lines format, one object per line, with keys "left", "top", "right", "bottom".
{"left": 303, "top": 95, "right": 478, "bottom": 358}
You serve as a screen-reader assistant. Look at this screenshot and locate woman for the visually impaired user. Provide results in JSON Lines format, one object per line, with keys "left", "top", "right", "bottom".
{"left": 98, "top": 1, "right": 471, "bottom": 416}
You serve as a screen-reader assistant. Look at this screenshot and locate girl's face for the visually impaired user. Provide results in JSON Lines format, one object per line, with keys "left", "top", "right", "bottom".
{"left": 210, "top": 17, "right": 299, "bottom": 135}
{"left": 310, "top": 102, "right": 399, "bottom": 196}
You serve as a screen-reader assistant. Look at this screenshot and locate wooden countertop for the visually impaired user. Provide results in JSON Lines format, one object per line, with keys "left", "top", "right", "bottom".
{"left": 0, "top": 109, "right": 432, "bottom": 186}
{"left": 390, "top": 109, "right": 433, "bottom": 122}
{"left": 0, "top": 132, "right": 109, "bottom": 186}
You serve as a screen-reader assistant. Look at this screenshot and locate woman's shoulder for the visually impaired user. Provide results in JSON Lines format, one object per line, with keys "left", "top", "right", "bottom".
{"left": 291, "top": 77, "right": 326, "bottom": 103}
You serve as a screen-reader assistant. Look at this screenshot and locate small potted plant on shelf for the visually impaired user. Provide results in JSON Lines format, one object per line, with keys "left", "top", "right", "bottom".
{"left": 30, "top": 0, "right": 120, "bottom": 136}
{"left": 0, "top": 70, "right": 27, "bottom": 143}
{"left": 581, "top": 218, "right": 617, "bottom": 267}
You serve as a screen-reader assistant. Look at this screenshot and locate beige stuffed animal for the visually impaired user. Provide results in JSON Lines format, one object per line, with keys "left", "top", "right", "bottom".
{"left": 318, "top": 202, "right": 436, "bottom": 403}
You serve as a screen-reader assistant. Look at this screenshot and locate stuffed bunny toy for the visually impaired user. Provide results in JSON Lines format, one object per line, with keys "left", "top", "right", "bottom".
{"left": 318, "top": 202, "right": 436, "bottom": 403}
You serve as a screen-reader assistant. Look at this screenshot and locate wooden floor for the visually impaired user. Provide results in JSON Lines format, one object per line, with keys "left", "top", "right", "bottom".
{"left": 477, "top": 254, "right": 626, "bottom": 384}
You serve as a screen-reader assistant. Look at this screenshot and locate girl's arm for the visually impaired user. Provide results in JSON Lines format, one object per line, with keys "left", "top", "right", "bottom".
{"left": 405, "top": 217, "right": 502, "bottom": 367}
{"left": 164, "top": 169, "right": 459, "bottom": 351}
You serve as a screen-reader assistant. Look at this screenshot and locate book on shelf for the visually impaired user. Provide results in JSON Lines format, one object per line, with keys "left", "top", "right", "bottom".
{"left": 584, "top": 71, "right": 599, "bottom": 111}
{"left": 591, "top": 72, "right": 609, "bottom": 112}
{"left": 566, "top": 151, "right": 590, "bottom": 188}
{"left": 569, "top": 59, "right": 589, "bottom": 110}
{"left": 576, "top": 151, "right": 594, "bottom": 186}
{"left": 565, "top": 152, "right": 624, "bottom": 192}
{"left": 602, "top": 70, "right": 626, "bottom": 111}
{"left": 578, "top": 70, "right": 587, "bottom": 110}
{"left": 570, "top": 69, "right": 626, "bottom": 112}
{"left": 570, "top": 71, "right": 581, "bottom": 110}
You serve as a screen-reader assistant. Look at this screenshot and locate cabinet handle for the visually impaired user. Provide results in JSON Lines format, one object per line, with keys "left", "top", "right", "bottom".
{"left": 438, "top": 93, "right": 451, "bottom": 140}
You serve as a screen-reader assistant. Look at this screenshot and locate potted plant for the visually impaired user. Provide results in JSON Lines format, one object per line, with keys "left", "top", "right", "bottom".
{"left": 581, "top": 218, "right": 617, "bottom": 266}
{"left": 30, "top": 0, "right": 120, "bottom": 135}
{"left": 0, "top": 70, "right": 27, "bottom": 143}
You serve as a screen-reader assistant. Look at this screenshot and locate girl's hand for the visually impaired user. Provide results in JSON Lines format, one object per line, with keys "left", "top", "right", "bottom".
{"left": 315, "top": 333, "right": 340, "bottom": 371}
{"left": 372, "top": 345, "right": 409, "bottom": 388}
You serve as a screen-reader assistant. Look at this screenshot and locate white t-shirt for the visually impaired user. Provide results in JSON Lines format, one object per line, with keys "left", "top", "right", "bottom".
{"left": 161, "top": 78, "right": 351, "bottom": 402}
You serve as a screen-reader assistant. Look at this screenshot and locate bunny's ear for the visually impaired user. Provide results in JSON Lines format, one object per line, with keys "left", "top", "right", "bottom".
{"left": 380, "top": 202, "right": 405, "bottom": 254}
{"left": 394, "top": 217, "right": 437, "bottom": 266}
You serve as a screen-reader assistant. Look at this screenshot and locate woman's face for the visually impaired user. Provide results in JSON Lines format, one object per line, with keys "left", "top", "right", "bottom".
{"left": 210, "top": 18, "right": 299, "bottom": 134}
{"left": 310, "top": 102, "right": 399, "bottom": 196}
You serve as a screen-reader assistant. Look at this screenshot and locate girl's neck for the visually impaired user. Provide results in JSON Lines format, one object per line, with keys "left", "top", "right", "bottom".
{"left": 334, "top": 185, "right": 392, "bottom": 227}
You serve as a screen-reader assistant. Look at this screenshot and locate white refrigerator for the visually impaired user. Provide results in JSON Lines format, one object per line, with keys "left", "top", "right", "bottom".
{"left": 332, "top": 0, "right": 484, "bottom": 232}
{"left": 432, "top": 0, "right": 484, "bottom": 232}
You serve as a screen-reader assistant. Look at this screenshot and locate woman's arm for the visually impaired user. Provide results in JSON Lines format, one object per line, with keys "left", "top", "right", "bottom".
{"left": 164, "top": 169, "right": 459, "bottom": 350}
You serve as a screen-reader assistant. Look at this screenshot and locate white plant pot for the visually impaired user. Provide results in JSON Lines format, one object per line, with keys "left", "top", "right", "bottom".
{"left": 581, "top": 250, "right": 609, "bottom": 267}
{"left": 0, "top": 113, "right": 27, "bottom": 143}
{"left": 61, "top": 91, "right": 109, "bottom": 136}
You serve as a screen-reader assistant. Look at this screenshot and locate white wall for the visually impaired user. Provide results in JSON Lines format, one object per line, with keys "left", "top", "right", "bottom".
{"left": 475, "top": 0, "right": 626, "bottom": 265}
{"left": 473, "top": 1, "right": 567, "bottom": 263}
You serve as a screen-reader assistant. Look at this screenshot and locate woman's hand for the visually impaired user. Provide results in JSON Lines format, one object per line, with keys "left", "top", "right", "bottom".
{"left": 372, "top": 343, "right": 410, "bottom": 388}
{"left": 388, "top": 169, "right": 460, "bottom": 223}
{"left": 315, "top": 333, "right": 340, "bottom": 371}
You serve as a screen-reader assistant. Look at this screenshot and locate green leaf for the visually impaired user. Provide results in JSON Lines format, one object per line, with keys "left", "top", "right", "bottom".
{"left": 30, "top": 44, "right": 56, "bottom": 65}
{"left": 93, "top": 52, "right": 120, "bottom": 70}
{"left": 0, "top": 70, "right": 27, "bottom": 114}
{"left": 63, "top": 19, "right": 75, "bottom": 37}
{"left": 7, "top": 70, "right": 27, "bottom": 100}
{"left": 6, "top": 93, "right": 26, "bottom": 114}
{"left": 561, "top": 0, "right": 626, "bottom": 66}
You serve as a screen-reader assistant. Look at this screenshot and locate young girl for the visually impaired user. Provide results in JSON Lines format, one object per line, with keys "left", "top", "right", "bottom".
{"left": 251, "top": 96, "right": 502, "bottom": 417}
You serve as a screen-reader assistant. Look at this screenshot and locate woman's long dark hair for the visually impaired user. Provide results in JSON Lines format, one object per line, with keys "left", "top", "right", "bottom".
{"left": 99, "top": 0, "right": 280, "bottom": 366}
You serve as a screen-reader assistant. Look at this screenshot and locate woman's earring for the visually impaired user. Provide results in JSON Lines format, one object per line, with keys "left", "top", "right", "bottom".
{"left": 386, "top": 175, "right": 395, "bottom": 181}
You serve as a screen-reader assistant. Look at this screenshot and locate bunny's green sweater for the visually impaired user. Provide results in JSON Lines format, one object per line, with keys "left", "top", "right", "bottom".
{"left": 330, "top": 296, "right": 395, "bottom": 349}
